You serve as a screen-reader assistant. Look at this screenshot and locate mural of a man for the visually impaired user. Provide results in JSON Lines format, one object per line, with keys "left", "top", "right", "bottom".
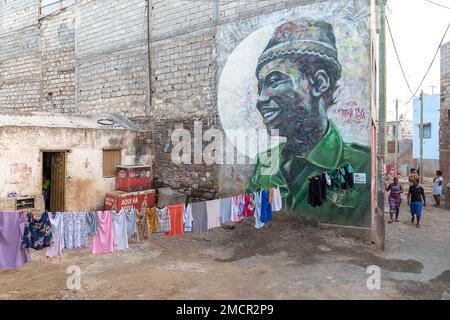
{"left": 246, "top": 19, "right": 371, "bottom": 227}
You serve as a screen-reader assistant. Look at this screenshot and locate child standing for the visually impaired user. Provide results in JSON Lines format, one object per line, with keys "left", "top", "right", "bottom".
{"left": 408, "top": 178, "right": 426, "bottom": 228}
{"left": 432, "top": 170, "right": 444, "bottom": 207}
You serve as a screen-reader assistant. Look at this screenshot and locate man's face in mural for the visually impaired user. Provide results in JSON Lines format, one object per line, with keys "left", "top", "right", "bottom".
{"left": 256, "top": 58, "right": 330, "bottom": 155}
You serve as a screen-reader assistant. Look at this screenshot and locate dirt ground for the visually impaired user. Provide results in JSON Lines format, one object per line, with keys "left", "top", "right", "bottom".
{"left": 1, "top": 179, "right": 449, "bottom": 300}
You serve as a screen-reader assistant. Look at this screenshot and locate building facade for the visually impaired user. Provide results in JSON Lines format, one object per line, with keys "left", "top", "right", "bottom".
{"left": 440, "top": 41, "right": 450, "bottom": 207}
{"left": 1, "top": 0, "right": 379, "bottom": 234}
{"left": 413, "top": 94, "right": 440, "bottom": 177}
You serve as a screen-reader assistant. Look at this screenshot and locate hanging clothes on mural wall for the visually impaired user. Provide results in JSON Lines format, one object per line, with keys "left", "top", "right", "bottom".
{"left": 254, "top": 191, "right": 265, "bottom": 230}
{"left": 260, "top": 190, "right": 272, "bottom": 223}
{"left": 0, "top": 212, "right": 31, "bottom": 269}
{"left": 271, "top": 187, "right": 283, "bottom": 212}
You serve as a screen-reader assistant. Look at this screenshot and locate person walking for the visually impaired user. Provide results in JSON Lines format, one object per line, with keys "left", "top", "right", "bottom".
{"left": 408, "top": 178, "right": 426, "bottom": 228}
{"left": 408, "top": 168, "right": 418, "bottom": 186}
{"left": 386, "top": 176, "right": 403, "bottom": 223}
{"left": 432, "top": 170, "right": 444, "bottom": 207}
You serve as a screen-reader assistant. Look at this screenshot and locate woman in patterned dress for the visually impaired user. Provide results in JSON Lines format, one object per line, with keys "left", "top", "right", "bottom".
{"left": 385, "top": 176, "right": 404, "bottom": 224}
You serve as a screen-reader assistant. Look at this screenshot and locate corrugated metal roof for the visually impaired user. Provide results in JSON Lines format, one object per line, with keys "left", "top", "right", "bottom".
{"left": 0, "top": 112, "right": 141, "bottom": 131}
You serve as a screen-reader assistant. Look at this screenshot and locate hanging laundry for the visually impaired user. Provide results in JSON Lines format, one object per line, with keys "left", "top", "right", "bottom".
{"left": 344, "top": 163, "right": 355, "bottom": 189}
{"left": 269, "top": 188, "right": 274, "bottom": 205}
{"left": 260, "top": 190, "right": 273, "bottom": 223}
{"left": 319, "top": 173, "right": 328, "bottom": 203}
{"left": 63, "top": 213, "right": 88, "bottom": 249}
{"left": 147, "top": 207, "right": 158, "bottom": 233}
{"left": 331, "top": 168, "right": 345, "bottom": 191}
{"left": 183, "top": 204, "right": 193, "bottom": 232}
{"left": 308, "top": 175, "right": 327, "bottom": 208}
{"left": 92, "top": 211, "right": 114, "bottom": 255}
{"left": 125, "top": 208, "right": 137, "bottom": 237}
{"left": 166, "top": 204, "right": 184, "bottom": 236}
{"left": 231, "top": 196, "right": 244, "bottom": 222}
{"left": 86, "top": 212, "right": 99, "bottom": 237}
{"left": 206, "top": 199, "right": 221, "bottom": 230}
{"left": 156, "top": 207, "right": 171, "bottom": 233}
{"left": 339, "top": 166, "right": 349, "bottom": 190}
{"left": 46, "top": 212, "right": 65, "bottom": 258}
{"left": 0, "top": 212, "right": 31, "bottom": 269}
{"left": 219, "top": 197, "right": 232, "bottom": 224}
{"left": 242, "top": 193, "right": 255, "bottom": 217}
{"left": 191, "top": 202, "right": 208, "bottom": 234}
{"left": 113, "top": 210, "right": 129, "bottom": 251}
{"left": 271, "top": 187, "right": 283, "bottom": 212}
{"left": 136, "top": 209, "right": 150, "bottom": 241}
{"left": 21, "top": 212, "right": 54, "bottom": 250}
{"left": 325, "top": 171, "right": 332, "bottom": 189}
{"left": 253, "top": 191, "right": 265, "bottom": 230}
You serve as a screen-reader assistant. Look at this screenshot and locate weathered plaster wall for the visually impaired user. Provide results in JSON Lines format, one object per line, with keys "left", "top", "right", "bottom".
{"left": 0, "top": 126, "right": 146, "bottom": 211}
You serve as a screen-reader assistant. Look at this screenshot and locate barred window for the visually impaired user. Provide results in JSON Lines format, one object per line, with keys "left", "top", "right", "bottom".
{"left": 40, "top": 0, "right": 75, "bottom": 16}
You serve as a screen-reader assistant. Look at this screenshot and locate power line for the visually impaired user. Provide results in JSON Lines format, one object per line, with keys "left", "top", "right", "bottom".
{"left": 404, "top": 22, "right": 450, "bottom": 105}
{"left": 385, "top": 15, "right": 415, "bottom": 96}
{"left": 424, "top": 0, "right": 450, "bottom": 10}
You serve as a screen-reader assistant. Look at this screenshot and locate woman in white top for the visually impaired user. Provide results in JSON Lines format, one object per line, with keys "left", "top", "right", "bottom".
{"left": 433, "top": 170, "right": 444, "bottom": 207}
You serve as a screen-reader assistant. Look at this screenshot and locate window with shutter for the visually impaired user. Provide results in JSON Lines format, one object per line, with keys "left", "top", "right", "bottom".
{"left": 103, "top": 150, "right": 122, "bottom": 178}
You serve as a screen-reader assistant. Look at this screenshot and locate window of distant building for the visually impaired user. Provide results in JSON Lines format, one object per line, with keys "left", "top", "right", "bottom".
{"left": 40, "top": 0, "right": 74, "bottom": 16}
{"left": 423, "top": 123, "right": 431, "bottom": 139}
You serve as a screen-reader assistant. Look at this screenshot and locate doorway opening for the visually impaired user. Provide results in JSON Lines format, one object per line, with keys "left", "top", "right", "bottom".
{"left": 42, "top": 151, "right": 66, "bottom": 212}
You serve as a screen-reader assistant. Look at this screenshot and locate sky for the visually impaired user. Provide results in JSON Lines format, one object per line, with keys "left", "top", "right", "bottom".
{"left": 386, "top": 0, "right": 450, "bottom": 121}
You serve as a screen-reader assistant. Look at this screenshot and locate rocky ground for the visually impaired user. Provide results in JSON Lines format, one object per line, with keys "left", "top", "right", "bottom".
{"left": 1, "top": 179, "right": 449, "bottom": 300}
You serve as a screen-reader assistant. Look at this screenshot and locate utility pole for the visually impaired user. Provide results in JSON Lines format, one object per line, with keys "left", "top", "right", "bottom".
{"left": 376, "top": 0, "right": 387, "bottom": 251}
{"left": 395, "top": 98, "right": 399, "bottom": 176}
{"left": 420, "top": 91, "right": 424, "bottom": 184}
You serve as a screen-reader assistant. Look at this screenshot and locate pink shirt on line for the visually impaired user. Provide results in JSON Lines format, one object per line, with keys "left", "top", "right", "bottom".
{"left": 92, "top": 211, "right": 114, "bottom": 255}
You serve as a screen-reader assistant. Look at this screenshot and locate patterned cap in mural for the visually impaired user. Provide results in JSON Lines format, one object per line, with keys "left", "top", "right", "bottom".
{"left": 256, "top": 19, "right": 342, "bottom": 78}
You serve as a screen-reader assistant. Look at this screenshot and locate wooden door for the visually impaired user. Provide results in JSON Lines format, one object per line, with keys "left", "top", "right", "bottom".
{"left": 50, "top": 152, "right": 66, "bottom": 212}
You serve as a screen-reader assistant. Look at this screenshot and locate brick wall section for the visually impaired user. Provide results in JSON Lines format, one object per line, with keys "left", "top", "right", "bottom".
{"left": 76, "top": 0, "right": 149, "bottom": 117}
{"left": 0, "top": 0, "right": 41, "bottom": 111}
{"left": 0, "top": 0, "right": 150, "bottom": 116}
{"left": 440, "top": 42, "right": 450, "bottom": 193}
{"left": 40, "top": 8, "right": 76, "bottom": 113}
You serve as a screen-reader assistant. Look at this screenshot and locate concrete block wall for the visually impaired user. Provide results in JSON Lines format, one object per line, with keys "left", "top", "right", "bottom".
{"left": 40, "top": 7, "right": 76, "bottom": 113}
{"left": 76, "top": 0, "right": 150, "bottom": 117}
{"left": 0, "top": 0, "right": 150, "bottom": 117}
{"left": 0, "top": 0, "right": 41, "bottom": 111}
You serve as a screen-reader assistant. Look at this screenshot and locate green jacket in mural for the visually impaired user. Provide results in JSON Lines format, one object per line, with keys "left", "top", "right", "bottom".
{"left": 246, "top": 122, "right": 371, "bottom": 227}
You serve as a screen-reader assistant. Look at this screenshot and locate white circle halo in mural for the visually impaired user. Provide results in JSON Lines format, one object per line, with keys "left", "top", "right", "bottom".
{"left": 217, "top": 17, "right": 371, "bottom": 160}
